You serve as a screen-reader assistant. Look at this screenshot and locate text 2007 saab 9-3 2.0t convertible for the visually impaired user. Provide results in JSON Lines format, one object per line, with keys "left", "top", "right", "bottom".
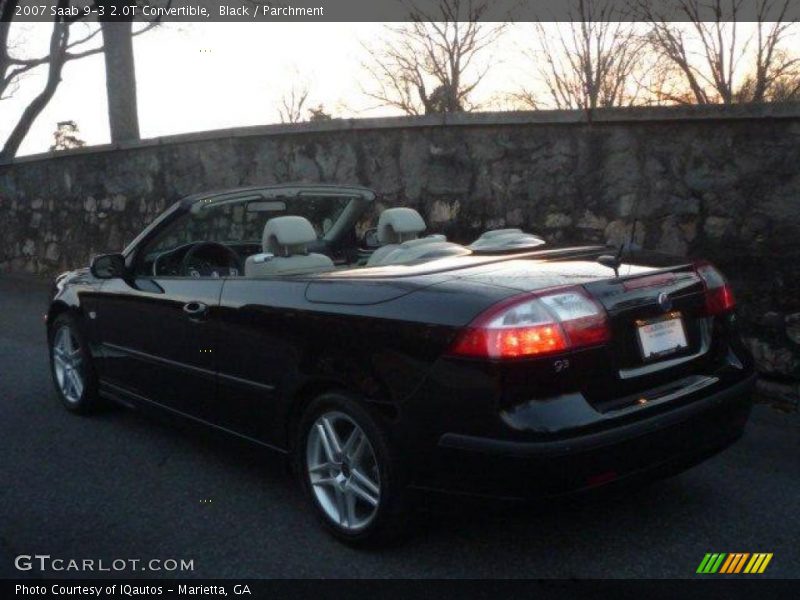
{"left": 46, "top": 184, "right": 755, "bottom": 544}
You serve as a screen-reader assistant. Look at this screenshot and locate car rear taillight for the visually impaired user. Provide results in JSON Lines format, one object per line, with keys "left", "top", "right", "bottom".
{"left": 694, "top": 261, "right": 736, "bottom": 315}
{"left": 448, "top": 286, "right": 611, "bottom": 359}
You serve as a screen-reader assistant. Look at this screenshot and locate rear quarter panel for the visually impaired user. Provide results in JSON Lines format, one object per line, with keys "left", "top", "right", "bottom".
{"left": 215, "top": 276, "right": 513, "bottom": 448}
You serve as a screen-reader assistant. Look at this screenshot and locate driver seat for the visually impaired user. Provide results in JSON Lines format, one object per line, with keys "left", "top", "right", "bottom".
{"left": 245, "top": 216, "right": 334, "bottom": 277}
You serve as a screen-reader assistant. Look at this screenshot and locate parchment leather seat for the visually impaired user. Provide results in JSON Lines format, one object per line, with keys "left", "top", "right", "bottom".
{"left": 367, "top": 208, "right": 437, "bottom": 266}
{"left": 245, "top": 216, "right": 334, "bottom": 277}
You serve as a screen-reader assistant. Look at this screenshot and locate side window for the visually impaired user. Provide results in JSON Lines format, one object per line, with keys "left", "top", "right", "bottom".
{"left": 131, "top": 194, "right": 351, "bottom": 278}
{"left": 134, "top": 200, "right": 272, "bottom": 278}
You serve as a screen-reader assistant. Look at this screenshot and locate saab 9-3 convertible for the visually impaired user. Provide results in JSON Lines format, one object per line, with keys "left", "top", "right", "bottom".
{"left": 47, "top": 184, "right": 755, "bottom": 544}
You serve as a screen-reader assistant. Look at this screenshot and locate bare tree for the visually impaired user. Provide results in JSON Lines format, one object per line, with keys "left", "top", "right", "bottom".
{"left": 0, "top": 0, "right": 163, "bottom": 160}
{"left": 1, "top": 0, "right": 100, "bottom": 160}
{"left": 519, "top": 0, "right": 647, "bottom": 110}
{"left": 278, "top": 81, "right": 310, "bottom": 124}
{"left": 737, "top": 0, "right": 800, "bottom": 102}
{"left": 1, "top": 1, "right": 100, "bottom": 102}
{"left": 641, "top": 0, "right": 799, "bottom": 104}
{"left": 757, "top": 71, "right": 800, "bottom": 101}
{"left": 361, "top": 0, "right": 505, "bottom": 115}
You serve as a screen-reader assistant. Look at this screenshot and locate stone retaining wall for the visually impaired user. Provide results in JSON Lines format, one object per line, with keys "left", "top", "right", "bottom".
{"left": 1, "top": 103, "right": 799, "bottom": 381}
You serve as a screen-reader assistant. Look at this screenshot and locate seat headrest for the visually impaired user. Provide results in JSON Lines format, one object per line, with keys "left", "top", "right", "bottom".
{"left": 262, "top": 216, "right": 317, "bottom": 256}
{"left": 377, "top": 207, "right": 426, "bottom": 244}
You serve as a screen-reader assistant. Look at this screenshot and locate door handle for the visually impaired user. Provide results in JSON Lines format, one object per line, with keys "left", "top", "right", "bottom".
{"left": 182, "top": 301, "right": 209, "bottom": 319}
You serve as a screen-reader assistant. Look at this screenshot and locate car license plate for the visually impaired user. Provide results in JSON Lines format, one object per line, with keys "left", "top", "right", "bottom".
{"left": 636, "top": 312, "right": 688, "bottom": 360}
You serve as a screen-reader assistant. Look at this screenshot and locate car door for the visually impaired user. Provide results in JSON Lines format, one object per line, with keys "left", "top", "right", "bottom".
{"left": 92, "top": 275, "right": 222, "bottom": 419}
{"left": 213, "top": 278, "right": 306, "bottom": 444}
{"left": 210, "top": 190, "right": 369, "bottom": 445}
{"left": 90, "top": 200, "right": 248, "bottom": 419}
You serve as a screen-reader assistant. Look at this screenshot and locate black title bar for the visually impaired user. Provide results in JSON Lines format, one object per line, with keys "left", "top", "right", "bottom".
{"left": 5, "top": 0, "right": 800, "bottom": 23}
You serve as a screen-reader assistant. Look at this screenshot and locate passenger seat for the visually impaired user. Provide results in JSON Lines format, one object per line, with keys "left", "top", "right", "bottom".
{"left": 244, "top": 216, "right": 334, "bottom": 277}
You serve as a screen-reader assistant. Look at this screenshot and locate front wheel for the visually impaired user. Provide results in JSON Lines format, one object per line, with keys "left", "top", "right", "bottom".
{"left": 49, "top": 313, "right": 100, "bottom": 414}
{"left": 295, "top": 392, "right": 409, "bottom": 545}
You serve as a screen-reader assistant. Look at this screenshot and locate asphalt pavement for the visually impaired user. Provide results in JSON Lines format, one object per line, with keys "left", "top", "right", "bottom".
{"left": 1, "top": 273, "right": 798, "bottom": 579}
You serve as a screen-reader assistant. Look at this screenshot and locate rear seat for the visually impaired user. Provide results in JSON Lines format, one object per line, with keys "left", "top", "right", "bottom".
{"left": 367, "top": 207, "right": 467, "bottom": 267}
{"left": 367, "top": 208, "right": 428, "bottom": 266}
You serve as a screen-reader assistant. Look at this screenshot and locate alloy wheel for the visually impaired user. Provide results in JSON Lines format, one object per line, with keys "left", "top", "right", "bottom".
{"left": 52, "top": 325, "right": 84, "bottom": 404}
{"left": 306, "top": 411, "right": 381, "bottom": 531}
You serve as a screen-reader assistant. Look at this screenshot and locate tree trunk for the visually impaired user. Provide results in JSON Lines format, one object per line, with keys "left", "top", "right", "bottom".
{"left": 100, "top": 20, "right": 139, "bottom": 143}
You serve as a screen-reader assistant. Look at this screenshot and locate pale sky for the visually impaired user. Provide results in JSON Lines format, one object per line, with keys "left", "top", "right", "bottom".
{"left": 2, "top": 22, "right": 536, "bottom": 156}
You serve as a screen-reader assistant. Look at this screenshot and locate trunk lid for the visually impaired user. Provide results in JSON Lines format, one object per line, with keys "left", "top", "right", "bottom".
{"left": 449, "top": 251, "right": 718, "bottom": 408}
{"left": 583, "top": 265, "right": 707, "bottom": 378}
{"left": 454, "top": 255, "right": 709, "bottom": 371}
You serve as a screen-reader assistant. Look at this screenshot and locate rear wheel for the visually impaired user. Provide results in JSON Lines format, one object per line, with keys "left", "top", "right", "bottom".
{"left": 295, "top": 392, "right": 409, "bottom": 545}
{"left": 49, "top": 313, "right": 100, "bottom": 414}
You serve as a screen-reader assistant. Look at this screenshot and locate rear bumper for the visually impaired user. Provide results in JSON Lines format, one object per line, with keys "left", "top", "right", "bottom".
{"left": 414, "top": 373, "right": 756, "bottom": 500}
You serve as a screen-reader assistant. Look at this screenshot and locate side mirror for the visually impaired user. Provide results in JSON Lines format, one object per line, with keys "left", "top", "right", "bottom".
{"left": 90, "top": 253, "right": 127, "bottom": 279}
{"left": 362, "top": 228, "right": 380, "bottom": 249}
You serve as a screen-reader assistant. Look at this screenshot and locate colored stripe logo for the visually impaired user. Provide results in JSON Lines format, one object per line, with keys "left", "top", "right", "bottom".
{"left": 697, "top": 553, "right": 773, "bottom": 574}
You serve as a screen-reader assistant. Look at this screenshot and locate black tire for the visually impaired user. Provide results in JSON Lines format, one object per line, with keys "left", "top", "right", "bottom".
{"left": 294, "top": 391, "right": 410, "bottom": 546}
{"left": 48, "top": 312, "right": 101, "bottom": 414}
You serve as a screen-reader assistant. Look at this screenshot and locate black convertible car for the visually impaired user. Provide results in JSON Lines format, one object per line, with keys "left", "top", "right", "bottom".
{"left": 47, "top": 184, "right": 755, "bottom": 544}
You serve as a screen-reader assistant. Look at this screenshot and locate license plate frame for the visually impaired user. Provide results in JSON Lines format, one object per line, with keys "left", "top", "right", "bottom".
{"left": 635, "top": 312, "right": 689, "bottom": 361}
